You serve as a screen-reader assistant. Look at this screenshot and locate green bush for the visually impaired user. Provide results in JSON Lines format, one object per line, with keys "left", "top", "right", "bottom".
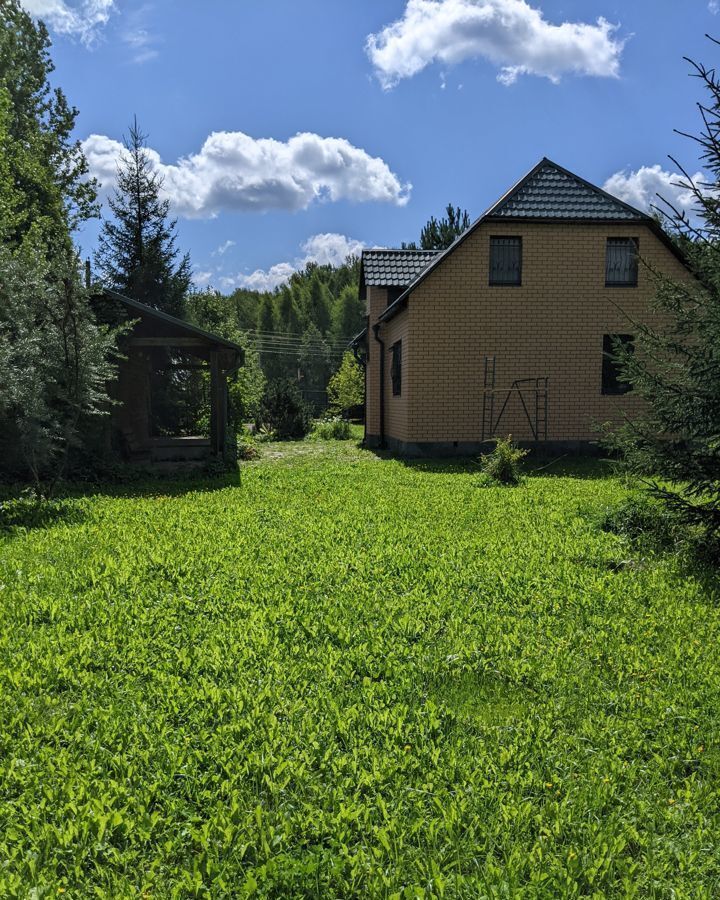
{"left": 237, "top": 438, "right": 261, "bottom": 461}
{"left": 309, "top": 417, "right": 352, "bottom": 441}
{"left": 259, "top": 379, "right": 311, "bottom": 440}
{"left": 479, "top": 436, "right": 528, "bottom": 486}
{"left": 597, "top": 492, "right": 707, "bottom": 557}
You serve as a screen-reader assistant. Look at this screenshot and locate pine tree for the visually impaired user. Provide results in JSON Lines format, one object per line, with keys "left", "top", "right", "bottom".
{"left": 403, "top": 204, "right": 471, "bottom": 251}
{"left": 95, "top": 118, "right": 191, "bottom": 317}
{"left": 607, "top": 41, "right": 720, "bottom": 540}
{"left": 0, "top": 0, "right": 97, "bottom": 251}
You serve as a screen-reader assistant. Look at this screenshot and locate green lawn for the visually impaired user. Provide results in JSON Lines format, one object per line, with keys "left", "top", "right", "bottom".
{"left": 1, "top": 439, "right": 719, "bottom": 897}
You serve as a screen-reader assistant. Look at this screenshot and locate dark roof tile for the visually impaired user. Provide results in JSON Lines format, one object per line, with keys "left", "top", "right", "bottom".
{"left": 491, "top": 161, "right": 645, "bottom": 221}
{"left": 361, "top": 249, "right": 440, "bottom": 287}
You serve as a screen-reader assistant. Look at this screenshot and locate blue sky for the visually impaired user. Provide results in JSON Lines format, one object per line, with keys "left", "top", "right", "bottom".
{"left": 23, "top": 0, "right": 720, "bottom": 291}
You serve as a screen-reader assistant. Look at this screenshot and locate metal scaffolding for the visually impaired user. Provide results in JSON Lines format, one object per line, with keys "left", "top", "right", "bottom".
{"left": 482, "top": 356, "right": 548, "bottom": 442}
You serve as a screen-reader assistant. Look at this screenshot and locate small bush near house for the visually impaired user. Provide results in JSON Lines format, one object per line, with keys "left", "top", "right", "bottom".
{"left": 479, "top": 436, "right": 528, "bottom": 486}
{"left": 259, "top": 379, "right": 312, "bottom": 440}
{"left": 237, "top": 438, "right": 261, "bottom": 461}
{"left": 309, "top": 416, "right": 352, "bottom": 441}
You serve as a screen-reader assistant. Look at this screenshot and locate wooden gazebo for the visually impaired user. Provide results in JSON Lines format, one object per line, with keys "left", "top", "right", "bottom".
{"left": 100, "top": 290, "right": 244, "bottom": 465}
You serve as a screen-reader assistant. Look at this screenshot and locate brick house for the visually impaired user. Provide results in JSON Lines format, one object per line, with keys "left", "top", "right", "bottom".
{"left": 355, "top": 158, "right": 690, "bottom": 456}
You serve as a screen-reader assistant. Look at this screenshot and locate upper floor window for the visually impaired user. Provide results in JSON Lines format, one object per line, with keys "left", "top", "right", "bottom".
{"left": 386, "top": 286, "right": 405, "bottom": 307}
{"left": 602, "top": 334, "right": 634, "bottom": 395}
{"left": 390, "top": 340, "right": 402, "bottom": 396}
{"left": 606, "top": 238, "right": 639, "bottom": 286}
{"left": 490, "top": 237, "right": 522, "bottom": 286}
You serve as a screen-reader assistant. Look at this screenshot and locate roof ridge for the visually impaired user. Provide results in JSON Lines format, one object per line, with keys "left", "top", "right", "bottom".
{"left": 486, "top": 157, "right": 649, "bottom": 222}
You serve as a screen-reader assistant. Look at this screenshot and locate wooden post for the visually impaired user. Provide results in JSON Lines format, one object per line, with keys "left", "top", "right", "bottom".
{"left": 210, "top": 350, "right": 223, "bottom": 457}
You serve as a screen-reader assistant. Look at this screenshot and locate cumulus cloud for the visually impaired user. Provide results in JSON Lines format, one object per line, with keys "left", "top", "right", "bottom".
{"left": 710, "top": 0, "right": 719, "bottom": 13}
{"left": 366, "top": 0, "right": 624, "bottom": 88}
{"left": 603, "top": 165, "right": 704, "bottom": 221}
{"left": 218, "top": 233, "right": 367, "bottom": 293}
{"left": 83, "top": 130, "right": 411, "bottom": 219}
{"left": 21, "top": 0, "right": 114, "bottom": 44}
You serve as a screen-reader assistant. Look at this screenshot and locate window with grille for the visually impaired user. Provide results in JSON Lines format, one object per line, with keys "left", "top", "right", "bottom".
{"left": 605, "top": 238, "right": 639, "bottom": 286}
{"left": 489, "top": 237, "right": 522, "bottom": 285}
{"left": 602, "top": 334, "right": 634, "bottom": 395}
{"left": 390, "top": 340, "right": 402, "bottom": 396}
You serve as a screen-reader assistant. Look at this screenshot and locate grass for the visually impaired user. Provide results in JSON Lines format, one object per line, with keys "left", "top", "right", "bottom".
{"left": 1, "top": 437, "right": 719, "bottom": 897}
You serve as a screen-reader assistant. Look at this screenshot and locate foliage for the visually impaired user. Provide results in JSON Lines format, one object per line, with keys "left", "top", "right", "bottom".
{"left": 0, "top": 447, "right": 719, "bottom": 894}
{"left": 404, "top": 203, "right": 471, "bottom": 251}
{"left": 189, "top": 257, "right": 364, "bottom": 411}
{"left": 94, "top": 118, "right": 191, "bottom": 317}
{"left": 479, "top": 436, "right": 528, "bottom": 485}
{"left": 0, "top": 239, "right": 123, "bottom": 499}
{"left": 259, "top": 378, "right": 312, "bottom": 440}
{"left": 229, "top": 344, "right": 266, "bottom": 426}
{"left": 606, "top": 44, "right": 720, "bottom": 541}
{"left": 236, "top": 437, "right": 261, "bottom": 461}
{"left": 327, "top": 351, "right": 364, "bottom": 415}
{"left": 308, "top": 416, "right": 352, "bottom": 441}
{"left": 0, "top": 0, "right": 97, "bottom": 251}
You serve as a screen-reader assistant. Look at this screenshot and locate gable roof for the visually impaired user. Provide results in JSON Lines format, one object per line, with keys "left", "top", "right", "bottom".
{"left": 485, "top": 158, "right": 647, "bottom": 221}
{"left": 100, "top": 288, "right": 245, "bottom": 356}
{"left": 360, "top": 249, "right": 439, "bottom": 294}
{"left": 379, "top": 157, "right": 684, "bottom": 323}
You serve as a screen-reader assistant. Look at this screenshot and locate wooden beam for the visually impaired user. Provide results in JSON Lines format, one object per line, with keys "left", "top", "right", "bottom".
{"left": 128, "top": 337, "right": 213, "bottom": 348}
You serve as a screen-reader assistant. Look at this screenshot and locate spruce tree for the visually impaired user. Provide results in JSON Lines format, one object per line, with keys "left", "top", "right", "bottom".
{"left": 607, "top": 41, "right": 720, "bottom": 540}
{"left": 95, "top": 118, "right": 191, "bottom": 317}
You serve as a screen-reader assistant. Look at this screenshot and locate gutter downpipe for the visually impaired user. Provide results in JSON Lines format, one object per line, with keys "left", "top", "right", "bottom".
{"left": 372, "top": 322, "right": 386, "bottom": 449}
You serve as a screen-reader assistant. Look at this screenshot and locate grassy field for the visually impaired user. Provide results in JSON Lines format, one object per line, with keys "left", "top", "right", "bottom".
{"left": 1, "top": 436, "right": 719, "bottom": 897}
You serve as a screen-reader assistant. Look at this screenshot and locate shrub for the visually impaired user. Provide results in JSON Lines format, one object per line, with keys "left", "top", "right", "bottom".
{"left": 479, "top": 436, "right": 528, "bottom": 486}
{"left": 597, "top": 492, "right": 708, "bottom": 557}
{"left": 309, "top": 417, "right": 352, "bottom": 441}
{"left": 237, "top": 439, "right": 261, "bottom": 461}
{"left": 259, "top": 379, "right": 311, "bottom": 440}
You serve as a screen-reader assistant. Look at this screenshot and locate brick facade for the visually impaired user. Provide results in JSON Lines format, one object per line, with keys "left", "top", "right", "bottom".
{"left": 365, "top": 221, "right": 689, "bottom": 454}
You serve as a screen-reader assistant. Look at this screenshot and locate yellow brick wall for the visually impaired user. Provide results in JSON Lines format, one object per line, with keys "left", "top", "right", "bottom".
{"left": 367, "top": 222, "right": 690, "bottom": 447}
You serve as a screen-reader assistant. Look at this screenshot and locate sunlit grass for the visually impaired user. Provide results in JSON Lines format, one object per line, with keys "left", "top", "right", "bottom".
{"left": 1, "top": 440, "right": 719, "bottom": 896}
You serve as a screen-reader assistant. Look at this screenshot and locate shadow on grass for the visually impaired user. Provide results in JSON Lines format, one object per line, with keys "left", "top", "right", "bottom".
{"left": 0, "top": 496, "right": 87, "bottom": 536}
{"left": 1, "top": 468, "right": 242, "bottom": 506}
{"left": 367, "top": 448, "right": 617, "bottom": 480}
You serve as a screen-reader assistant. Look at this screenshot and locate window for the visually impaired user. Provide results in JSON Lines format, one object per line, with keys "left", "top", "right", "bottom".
{"left": 605, "top": 238, "right": 638, "bottom": 286}
{"left": 386, "top": 286, "right": 405, "bottom": 306}
{"left": 490, "top": 237, "right": 522, "bottom": 285}
{"left": 602, "top": 334, "right": 634, "bottom": 395}
{"left": 390, "top": 340, "right": 402, "bottom": 396}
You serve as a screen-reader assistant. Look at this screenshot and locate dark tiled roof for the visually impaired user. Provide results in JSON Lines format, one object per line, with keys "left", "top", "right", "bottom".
{"left": 361, "top": 249, "right": 440, "bottom": 287}
{"left": 490, "top": 159, "right": 645, "bottom": 221}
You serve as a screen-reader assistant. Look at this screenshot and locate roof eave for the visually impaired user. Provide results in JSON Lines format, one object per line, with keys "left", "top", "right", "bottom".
{"left": 101, "top": 288, "right": 245, "bottom": 357}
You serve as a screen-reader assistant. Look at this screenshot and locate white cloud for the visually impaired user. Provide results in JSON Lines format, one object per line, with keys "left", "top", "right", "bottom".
{"left": 366, "top": 0, "right": 624, "bottom": 88}
{"left": 122, "top": 27, "right": 159, "bottom": 63}
{"left": 21, "top": 0, "right": 114, "bottom": 44}
{"left": 193, "top": 271, "right": 213, "bottom": 288}
{"left": 83, "top": 130, "right": 411, "bottom": 219}
{"left": 213, "top": 240, "right": 236, "bottom": 257}
{"left": 603, "top": 165, "right": 703, "bottom": 220}
{"left": 219, "top": 233, "right": 367, "bottom": 293}
{"left": 300, "top": 233, "right": 366, "bottom": 268}
{"left": 710, "top": 0, "right": 719, "bottom": 14}
{"left": 120, "top": 4, "right": 160, "bottom": 63}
